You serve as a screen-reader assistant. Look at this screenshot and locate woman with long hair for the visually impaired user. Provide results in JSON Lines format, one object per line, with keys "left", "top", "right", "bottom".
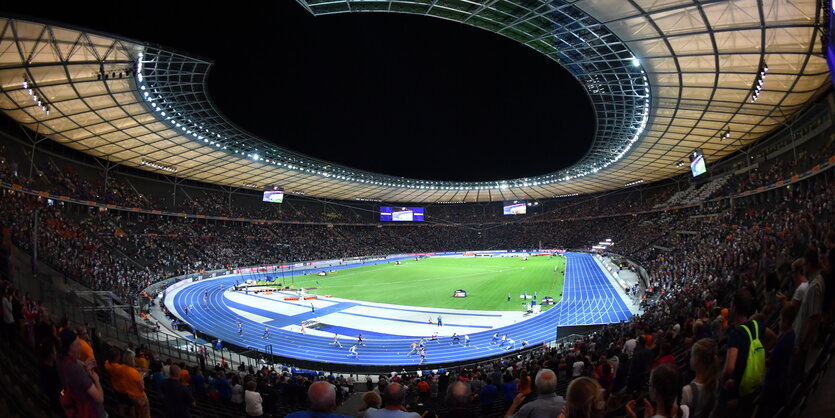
{"left": 626, "top": 363, "right": 686, "bottom": 418}
{"left": 682, "top": 338, "right": 720, "bottom": 418}
{"left": 563, "top": 376, "right": 605, "bottom": 418}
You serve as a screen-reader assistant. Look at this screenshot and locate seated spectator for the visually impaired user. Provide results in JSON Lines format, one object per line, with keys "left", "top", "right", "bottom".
{"left": 286, "top": 380, "right": 350, "bottom": 417}
{"left": 358, "top": 391, "right": 382, "bottom": 417}
{"left": 681, "top": 338, "right": 720, "bottom": 418}
{"left": 564, "top": 377, "right": 604, "bottom": 418}
{"left": 162, "top": 364, "right": 194, "bottom": 418}
{"left": 365, "top": 382, "right": 420, "bottom": 418}
{"left": 441, "top": 381, "right": 475, "bottom": 418}
{"left": 505, "top": 368, "right": 564, "bottom": 418}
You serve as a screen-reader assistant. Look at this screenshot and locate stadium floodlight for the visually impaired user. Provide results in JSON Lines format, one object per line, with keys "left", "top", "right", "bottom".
{"left": 632, "top": 57, "right": 640, "bottom": 67}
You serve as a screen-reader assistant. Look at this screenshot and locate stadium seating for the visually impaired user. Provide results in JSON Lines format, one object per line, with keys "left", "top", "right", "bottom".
{"left": 0, "top": 93, "right": 834, "bottom": 417}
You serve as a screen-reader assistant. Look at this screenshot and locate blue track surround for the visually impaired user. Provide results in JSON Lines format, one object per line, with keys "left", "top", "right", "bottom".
{"left": 167, "top": 252, "right": 631, "bottom": 368}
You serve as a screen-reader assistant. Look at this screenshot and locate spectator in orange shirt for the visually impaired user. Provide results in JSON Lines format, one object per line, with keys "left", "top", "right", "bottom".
{"left": 123, "top": 355, "right": 150, "bottom": 418}
{"left": 105, "top": 347, "right": 133, "bottom": 417}
{"left": 77, "top": 325, "right": 94, "bottom": 363}
{"left": 179, "top": 362, "right": 190, "bottom": 387}
{"left": 135, "top": 352, "right": 150, "bottom": 371}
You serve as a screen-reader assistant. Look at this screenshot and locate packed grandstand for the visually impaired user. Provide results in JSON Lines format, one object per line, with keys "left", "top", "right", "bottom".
{"left": 2, "top": 1, "right": 835, "bottom": 418}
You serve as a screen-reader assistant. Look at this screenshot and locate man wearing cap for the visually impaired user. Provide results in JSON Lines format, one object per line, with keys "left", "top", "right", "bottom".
{"left": 57, "top": 328, "right": 106, "bottom": 417}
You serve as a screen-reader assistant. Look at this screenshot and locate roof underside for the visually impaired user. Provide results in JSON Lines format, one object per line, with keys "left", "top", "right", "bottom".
{"left": 0, "top": 0, "right": 830, "bottom": 203}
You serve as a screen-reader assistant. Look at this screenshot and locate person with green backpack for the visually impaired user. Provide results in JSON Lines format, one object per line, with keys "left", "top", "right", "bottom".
{"left": 713, "top": 288, "right": 775, "bottom": 418}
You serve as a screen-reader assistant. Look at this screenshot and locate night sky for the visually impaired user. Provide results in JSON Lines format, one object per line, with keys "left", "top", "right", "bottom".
{"left": 3, "top": 2, "right": 595, "bottom": 182}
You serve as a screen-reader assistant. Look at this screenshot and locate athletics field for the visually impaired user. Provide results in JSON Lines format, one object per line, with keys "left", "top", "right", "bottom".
{"left": 290, "top": 255, "right": 566, "bottom": 311}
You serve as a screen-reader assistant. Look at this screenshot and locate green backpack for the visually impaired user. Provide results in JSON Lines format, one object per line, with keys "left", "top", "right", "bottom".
{"left": 738, "top": 320, "right": 765, "bottom": 396}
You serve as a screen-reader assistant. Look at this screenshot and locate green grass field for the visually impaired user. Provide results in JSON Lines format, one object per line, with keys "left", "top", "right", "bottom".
{"left": 290, "top": 256, "right": 566, "bottom": 311}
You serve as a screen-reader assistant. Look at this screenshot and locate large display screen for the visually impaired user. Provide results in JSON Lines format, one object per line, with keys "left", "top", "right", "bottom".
{"left": 690, "top": 150, "right": 707, "bottom": 177}
{"left": 262, "top": 186, "right": 284, "bottom": 203}
{"left": 380, "top": 207, "right": 425, "bottom": 222}
{"left": 828, "top": 2, "right": 835, "bottom": 90}
{"left": 503, "top": 201, "right": 527, "bottom": 215}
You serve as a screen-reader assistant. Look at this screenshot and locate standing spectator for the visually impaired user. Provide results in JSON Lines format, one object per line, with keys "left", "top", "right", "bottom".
{"left": 191, "top": 368, "right": 206, "bottom": 399}
{"left": 716, "top": 288, "right": 771, "bottom": 417}
{"left": 3, "top": 289, "right": 15, "bottom": 339}
{"left": 216, "top": 372, "right": 232, "bottom": 403}
{"left": 162, "top": 364, "right": 194, "bottom": 418}
{"left": 759, "top": 305, "right": 798, "bottom": 417}
{"left": 681, "top": 338, "right": 720, "bottom": 418}
{"left": 104, "top": 347, "right": 133, "bottom": 417}
{"left": 478, "top": 374, "right": 498, "bottom": 416}
{"left": 776, "top": 259, "right": 807, "bottom": 309}
{"left": 123, "top": 355, "right": 150, "bottom": 418}
{"left": 417, "top": 377, "right": 430, "bottom": 402}
{"left": 623, "top": 333, "right": 637, "bottom": 358}
{"left": 793, "top": 250, "right": 825, "bottom": 371}
{"left": 179, "top": 362, "right": 191, "bottom": 387}
{"left": 245, "top": 380, "right": 263, "bottom": 416}
{"left": 626, "top": 336, "right": 652, "bottom": 393}
{"left": 516, "top": 369, "right": 532, "bottom": 396}
{"left": 76, "top": 325, "right": 94, "bottom": 363}
{"left": 572, "top": 356, "right": 585, "bottom": 379}
{"left": 56, "top": 328, "right": 105, "bottom": 418}
{"left": 564, "top": 377, "right": 604, "bottom": 418}
{"left": 230, "top": 374, "right": 244, "bottom": 406}
{"left": 501, "top": 372, "right": 517, "bottom": 411}
{"left": 626, "top": 364, "right": 685, "bottom": 418}
{"left": 151, "top": 362, "right": 167, "bottom": 396}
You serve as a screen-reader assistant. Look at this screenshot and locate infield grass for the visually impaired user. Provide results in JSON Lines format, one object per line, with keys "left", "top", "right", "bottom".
{"left": 289, "top": 255, "right": 566, "bottom": 311}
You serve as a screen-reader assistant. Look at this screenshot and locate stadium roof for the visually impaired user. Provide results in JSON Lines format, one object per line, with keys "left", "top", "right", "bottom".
{"left": 0, "top": 1, "right": 830, "bottom": 203}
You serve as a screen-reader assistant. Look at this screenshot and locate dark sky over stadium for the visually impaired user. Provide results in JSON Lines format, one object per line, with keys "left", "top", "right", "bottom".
{"left": 4, "top": 2, "right": 595, "bottom": 182}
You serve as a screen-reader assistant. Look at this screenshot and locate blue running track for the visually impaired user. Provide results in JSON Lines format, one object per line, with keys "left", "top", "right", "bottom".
{"left": 168, "top": 253, "right": 631, "bottom": 367}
